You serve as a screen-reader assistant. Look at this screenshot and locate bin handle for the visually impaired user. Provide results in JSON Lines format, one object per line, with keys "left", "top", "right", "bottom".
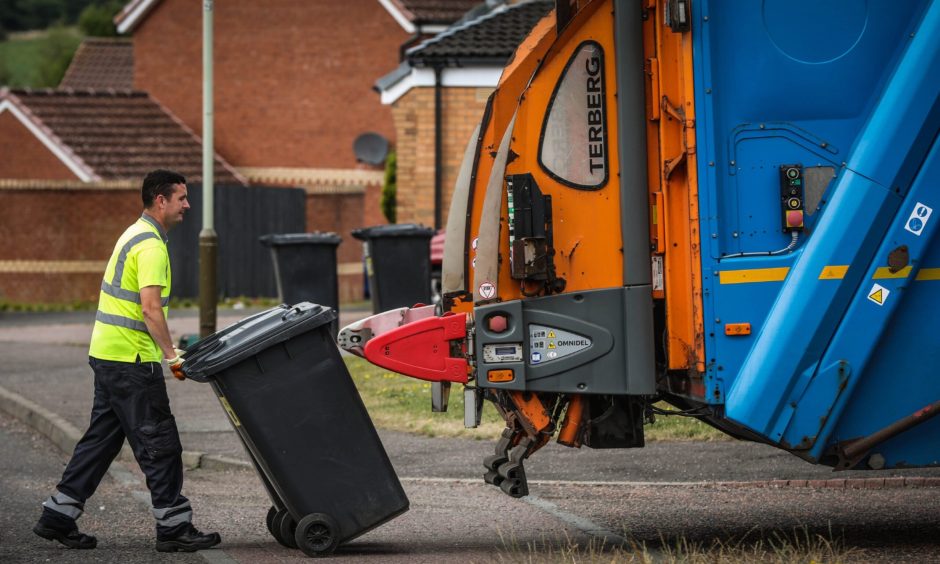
{"left": 282, "top": 305, "right": 306, "bottom": 321}
{"left": 187, "top": 337, "right": 226, "bottom": 361}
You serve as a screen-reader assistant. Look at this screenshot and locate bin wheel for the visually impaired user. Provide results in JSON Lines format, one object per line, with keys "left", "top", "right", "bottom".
{"left": 265, "top": 506, "right": 278, "bottom": 539}
{"left": 294, "top": 513, "right": 339, "bottom": 557}
{"left": 270, "top": 509, "right": 298, "bottom": 549}
{"left": 277, "top": 511, "right": 299, "bottom": 549}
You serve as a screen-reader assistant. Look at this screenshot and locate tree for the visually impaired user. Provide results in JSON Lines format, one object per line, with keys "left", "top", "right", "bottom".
{"left": 36, "top": 26, "right": 78, "bottom": 86}
{"left": 78, "top": 1, "right": 121, "bottom": 37}
{"left": 382, "top": 151, "right": 397, "bottom": 224}
{"left": 0, "top": 54, "right": 10, "bottom": 86}
{"left": 0, "top": 0, "right": 67, "bottom": 31}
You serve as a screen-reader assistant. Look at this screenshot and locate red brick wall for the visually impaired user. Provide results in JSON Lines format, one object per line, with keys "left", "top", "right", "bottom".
{"left": 0, "top": 184, "right": 139, "bottom": 303}
{"left": 303, "top": 186, "right": 389, "bottom": 303}
{"left": 133, "top": 0, "right": 407, "bottom": 169}
{"left": 0, "top": 187, "right": 139, "bottom": 261}
{"left": 0, "top": 112, "right": 79, "bottom": 180}
{"left": 0, "top": 182, "right": 371, "bottom": 304}
{"left": 391, "top": 86, "right": 492, "bottom": 227}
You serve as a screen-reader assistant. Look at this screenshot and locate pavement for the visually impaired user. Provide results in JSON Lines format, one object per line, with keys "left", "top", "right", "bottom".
{"left": 3, "top": 307, "right": 940, "bottom": 562}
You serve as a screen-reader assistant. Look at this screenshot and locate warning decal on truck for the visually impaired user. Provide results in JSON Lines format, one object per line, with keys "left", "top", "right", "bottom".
{"left": 904, "top": 202, "right": 933, "bottom": 236}
{"left": 868, "top": 283, "right": 890, "bottom": 306}
{"left": 528, "top": 324, "right": 591, "bottom": 364}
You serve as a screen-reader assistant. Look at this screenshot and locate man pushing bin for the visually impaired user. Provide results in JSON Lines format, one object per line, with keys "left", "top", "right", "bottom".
{"left": 33, "top": 170, "right": 220, "bottom": 553}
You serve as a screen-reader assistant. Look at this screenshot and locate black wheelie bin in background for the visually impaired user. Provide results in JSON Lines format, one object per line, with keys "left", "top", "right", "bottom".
{"left": 181, "top": 302, "right": 409, "bottom": 557}
{"left": 351, "top": 224, "right": 435, "bottom": 313}
{"left": 259, "top": 233, "right": 342, "bottom": 337}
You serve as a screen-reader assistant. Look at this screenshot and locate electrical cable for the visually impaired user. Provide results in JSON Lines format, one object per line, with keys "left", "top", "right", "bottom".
{"left": 722, "top": 231, "right": 799, "bottom": 259}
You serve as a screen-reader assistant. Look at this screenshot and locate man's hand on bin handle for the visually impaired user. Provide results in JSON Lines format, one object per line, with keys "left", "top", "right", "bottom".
{"left": 167, "top": 347, "right": 186, "bottom": 380}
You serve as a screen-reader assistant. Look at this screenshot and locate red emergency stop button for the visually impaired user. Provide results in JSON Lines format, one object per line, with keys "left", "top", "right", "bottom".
{"left": 786, "top": 210, "right": 804, "bottom": 228}
{"left": 487, "top": 315, "right": 508, "bottom": 333}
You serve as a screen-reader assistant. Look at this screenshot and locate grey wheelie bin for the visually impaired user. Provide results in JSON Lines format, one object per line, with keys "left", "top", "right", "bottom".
{"left": 181, "top": 302, "right": 409, "bottom": 557}
{"left": 351, "top": 224, "right": 435, "bottom": 313}
{"left": 259, "top": 233, "right": 342, "bottom": 338}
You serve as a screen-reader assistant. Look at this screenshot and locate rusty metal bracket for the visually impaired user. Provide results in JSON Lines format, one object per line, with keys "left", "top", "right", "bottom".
{"left": 661, "top": 96, "right": 695, "bottom": 180}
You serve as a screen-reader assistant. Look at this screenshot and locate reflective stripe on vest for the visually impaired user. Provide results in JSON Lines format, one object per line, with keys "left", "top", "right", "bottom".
{"left": 100, "top": 280, "right": 170, "bottom": 307}
{"left": 95, "top": 222, "right": 168, "bottom": 334}
{"left": 96, "top": 311, "right": 150, "bottom": 333}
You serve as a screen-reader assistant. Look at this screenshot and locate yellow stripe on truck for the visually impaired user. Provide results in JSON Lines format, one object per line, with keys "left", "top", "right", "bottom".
{"left": 719, "top": 267, "right": 790, "bottom": 284}
{"left": 916, "top": 268, "right": 940, "bottom": 280}
{"left": 819, "top": 265, "right": 849, "bottom": 279}
{"left": 873, "top": 266, "right": 913, "bottom": 279}
{"left": 720, "top": 265, "right": 940, "bottom": 284}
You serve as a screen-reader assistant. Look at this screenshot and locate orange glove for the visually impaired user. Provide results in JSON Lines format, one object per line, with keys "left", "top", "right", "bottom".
{"left": 167, "top": 348, "right": 186, "bottom": 380}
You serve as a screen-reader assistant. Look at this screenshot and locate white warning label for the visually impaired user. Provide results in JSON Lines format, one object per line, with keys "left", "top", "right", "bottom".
{"left": 528, "top": 324, "right": 591, "bottom": 364}
{"left": 904, "top": 202, "right": 933, "bottom": 236}
{"left": 652, "top": 256, "right": 664, "bottom": 291}
{"left": 868, "top": 283, "right": 889, "bottom": 306}
{"left": 478, "top": 281, "right": 496, "bottom": 300}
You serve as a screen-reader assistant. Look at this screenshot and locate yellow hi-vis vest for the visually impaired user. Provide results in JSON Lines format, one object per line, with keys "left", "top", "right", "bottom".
{"left": 89, "top": 214, "right": 171, "bottom": 362}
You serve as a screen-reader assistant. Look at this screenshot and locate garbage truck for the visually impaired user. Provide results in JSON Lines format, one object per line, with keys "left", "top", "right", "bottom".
{"left": 339, "top": 0, "right": 940, "bottom": 498}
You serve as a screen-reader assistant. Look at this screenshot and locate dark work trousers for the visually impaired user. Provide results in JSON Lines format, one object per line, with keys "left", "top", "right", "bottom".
{"left": 43, "top": 357, "right": 190, "bottom": 535}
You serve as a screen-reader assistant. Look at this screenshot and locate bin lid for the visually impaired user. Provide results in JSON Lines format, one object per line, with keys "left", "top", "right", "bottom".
{"left": 259, "top": 232, "right": 342, "bottom": 246}
{"left": 351, "top": 223, "right": 436, "bottom": 241}
{"left": 181, "top": 302, "right": 336, "bottom": 382}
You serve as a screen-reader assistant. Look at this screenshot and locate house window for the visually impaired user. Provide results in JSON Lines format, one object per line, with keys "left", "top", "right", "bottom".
{"left": 538, "top": 41, "right": 609, "bottom": 191}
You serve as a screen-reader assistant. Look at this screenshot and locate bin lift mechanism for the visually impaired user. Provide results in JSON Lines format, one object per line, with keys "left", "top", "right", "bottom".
{"left": 339, "top": 303, "right": 584, "bottom": 498}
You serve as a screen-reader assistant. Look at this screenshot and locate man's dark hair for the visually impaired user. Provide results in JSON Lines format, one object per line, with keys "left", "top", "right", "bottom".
{"left": 142, "top": 169, "right": 186, "bottom": 208}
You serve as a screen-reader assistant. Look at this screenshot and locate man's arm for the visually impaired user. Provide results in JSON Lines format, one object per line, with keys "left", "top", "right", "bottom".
{"left": 140, "top": 285, "right": 175, "bottom": 360}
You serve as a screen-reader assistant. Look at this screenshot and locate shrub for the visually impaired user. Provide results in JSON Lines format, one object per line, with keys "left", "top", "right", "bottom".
{"left": 381, "top": 150, "right": 397, "bottom": 224}
{"left": 36, "top": 25, "right": 78, "bottom": 86}
{"left": 78, "top": 1, "right": 121, "bottom": 37}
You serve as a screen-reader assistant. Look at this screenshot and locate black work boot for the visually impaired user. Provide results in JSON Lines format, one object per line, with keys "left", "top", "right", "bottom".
{"left": 33, "top": 522, "right": 97, "bottom": 549}
{"left": 155, "top": 523, "right": 221, "bottom": 553}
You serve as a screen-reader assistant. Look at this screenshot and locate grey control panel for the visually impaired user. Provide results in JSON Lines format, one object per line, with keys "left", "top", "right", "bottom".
{"left": 473, "top": 287, "right": 654, "bottom": 394}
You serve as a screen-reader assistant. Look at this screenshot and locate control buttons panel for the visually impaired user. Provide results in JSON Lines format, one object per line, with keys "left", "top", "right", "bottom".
{"left": 780, "top": 164, "right": 805, "bottom": 232}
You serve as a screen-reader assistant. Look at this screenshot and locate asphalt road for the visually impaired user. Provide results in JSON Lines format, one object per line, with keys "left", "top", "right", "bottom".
{"left": 0, "top": 412, "right": 205, "bottom": 564}
{"left": 4, "top": 409, "right": 940, "bottom": 563}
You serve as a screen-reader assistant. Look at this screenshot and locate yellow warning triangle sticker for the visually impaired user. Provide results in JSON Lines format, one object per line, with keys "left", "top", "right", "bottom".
{"left": 548, "top": 331, "right": 556, "bottom": 338}
{"left": 548, "top": 342, "right": 556, "bottom": 349}
{"left": 867, "top": 283, "right": 889, "bottom": 306}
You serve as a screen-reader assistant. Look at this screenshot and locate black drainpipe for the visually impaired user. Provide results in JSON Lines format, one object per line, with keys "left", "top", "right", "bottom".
{"left": 433, "top": 63, "right": 444, "bottom": 230}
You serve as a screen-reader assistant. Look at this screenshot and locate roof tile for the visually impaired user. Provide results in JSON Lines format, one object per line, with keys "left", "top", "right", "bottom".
{"left": 407, "top": 0, "right": 552, "bottom": 65}
{"left": 59, "top": 38, "right": 134, "bottom": 91}
{"left": 395, "top": 0, "right": 482, "bottom": 25}
{"left": 4, "top": 89, "right": 243, "bottom": 184}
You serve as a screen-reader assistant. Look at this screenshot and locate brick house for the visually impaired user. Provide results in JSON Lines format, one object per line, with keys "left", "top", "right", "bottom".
{"left": 0, "top": 88, "right": 244, "bottom": 304}
{"left": 109, "top": 0, "right": 482, "bottom": 301}
{"left": 0, "top": 3, "right": 486, "bottom": 305}
{"left": 375, "top": 0, "right": 553, "bottom": 228}
{"left": 0, "top": 89, "right": 242, "bottom": 183}
{"left": 116, "top": 0, "right": 412, "bottom": 184}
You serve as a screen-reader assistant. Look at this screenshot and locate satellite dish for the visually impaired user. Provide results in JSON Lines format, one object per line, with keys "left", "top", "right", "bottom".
{"left": 353, "top": 132, "right": 390, "bottom": 165}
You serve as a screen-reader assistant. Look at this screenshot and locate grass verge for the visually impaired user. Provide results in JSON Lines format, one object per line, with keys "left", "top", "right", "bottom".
{"left": 345, "top": 356, "right": 726, "bottom": 442}
{"left": 346, "top": 356, "right": 505, "bottom": 440}
{"left": 495, "top": 525, "right": 861, "bottom": 563}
